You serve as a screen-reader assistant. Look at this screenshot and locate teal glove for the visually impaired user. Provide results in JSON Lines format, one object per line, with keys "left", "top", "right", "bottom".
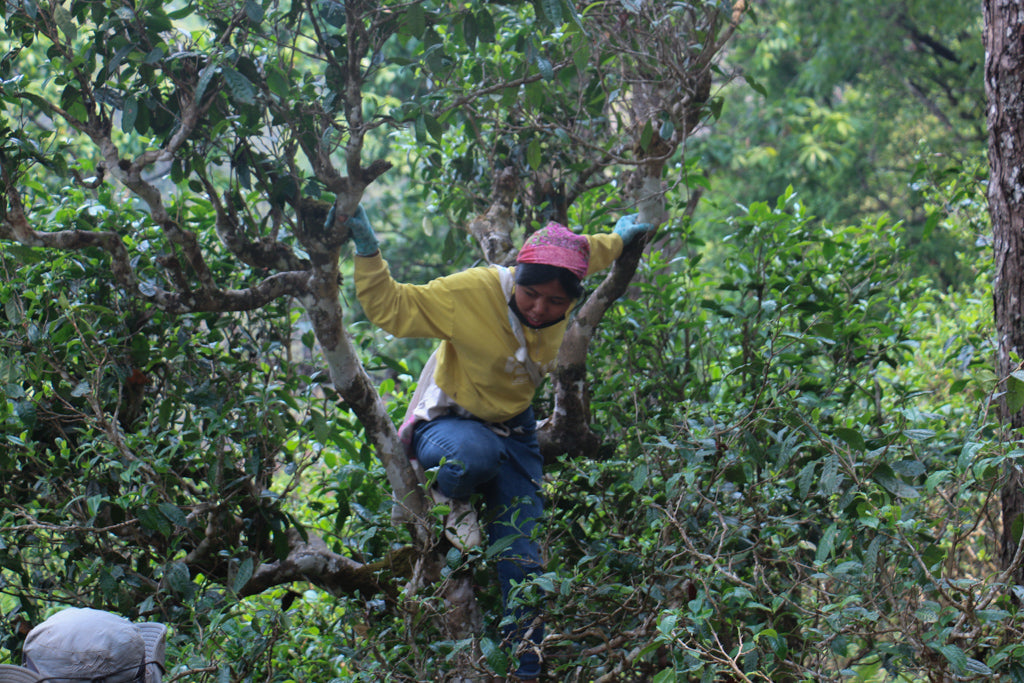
{"left": 613, "top": 213, "right": 655, "bottom": 245}
{"left": 338, "top": 204, "right": 379, "bottom": 256}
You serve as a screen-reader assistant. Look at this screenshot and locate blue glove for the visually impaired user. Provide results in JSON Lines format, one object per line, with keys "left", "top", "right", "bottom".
{"left": 613, "top": 214, "right": 655, "bottom": 245}
{"left": 338, "top": 204, "right": 379, "bottom": 256}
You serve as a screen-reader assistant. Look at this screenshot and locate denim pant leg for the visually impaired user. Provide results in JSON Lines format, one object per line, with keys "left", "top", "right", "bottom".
{"left": 413, "top": 410, "right": 545, "bottom": 679}
{"left": 413, "top": 415, "right": 506, "bottom": 500}
{"left": 478, "top": 417, "right": 545, "bottom": 679}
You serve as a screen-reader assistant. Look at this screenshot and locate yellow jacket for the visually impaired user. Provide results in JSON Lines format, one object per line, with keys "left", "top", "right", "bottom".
{"left": 354, "top": 233, "right": 624, "bottom": 423}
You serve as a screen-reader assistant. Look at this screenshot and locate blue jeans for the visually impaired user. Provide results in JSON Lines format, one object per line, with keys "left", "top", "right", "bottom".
{"left": 413, "top": 407, "right": 544, "bottom": 679}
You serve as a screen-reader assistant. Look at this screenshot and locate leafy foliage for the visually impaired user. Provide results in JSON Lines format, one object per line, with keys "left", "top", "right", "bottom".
{"left": 524, "top": 192, "right": 1014, "bottom": 681}
{"left": 698, "top": 0, "right": 985, "bottom": 289}
{"left": 1, "top": 1, "right": 1019, "bottom": 682}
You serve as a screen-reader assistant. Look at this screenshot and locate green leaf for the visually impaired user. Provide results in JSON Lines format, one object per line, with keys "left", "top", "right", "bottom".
{"left": 1008, "top": 371, "right": 1024, "bottom": 413}
{"left": 540, "top": 0, "right": 562, "bottom": 25}
{"left": 621, "top": 0, "right": 642, "bottom": 14}
{"left": 834, "top": 427, "right": 865, "bottom": 450}
{"left": 222, "top": 65, "right": 256, "bottom": 105}
{"left": 822, "top": 239, "right": 837, "bottom": 259}
{"left": 319, "top": 0, "right": 346, "bottom": 28}
{"left": 864, "top": 535, "right": 882, "bottom": 574}
{"left": 463, "top": 13, "right": 478, "bottom": 48}
{"left": 657, "top": 612, "right": 678, "bottom": 637}
{"left": 266, "top": 64, "right": 289, "bottom": 97}
{"left": 167, "top": 5, "right": 194, "bottom": 19}
{"left": 563, "top": 0, "right": 587, "bottom": 33}
{"left": 818, "top": 453, "right": 839, "bottom": 496}
{"left": 920, "top": 544, "right": 946, "bottom": 571}
{"left": 659, "top": 115, "right": 675, "bottom": 140}
{"left": 532, "top": 573, "right": 556, "bottom": 593}
{"left": 195, "top": 62, "right": 217, "bottom": 104}
{"left": 723, "top": 462, "right": 746, "bottom": 484}
{"left": 924, "top": 469, "right": 952, "bottom": 492}
{"left": 233, "top": 556, "right": 254, "bottom": 593}
{"left": 652, "top": 668, "right": 677, "bottom": 683}
{"left": 934, "top": 643, "right": 967, "bottom": 674}
{"left": 311, "top": 410, "right": 331, "bottom": 443}
{"left": 404, "top": 2, "right": 425, "bottom": 37}
{"left": 54, "top": 3, "right": 77, "bottom": 42}
{"left": 893, "top": 459, "right": 925, "bottom": 477}
{"left": 476, "top": 8, "right": 496, "bottom": 43}
{"left": 244, "top": 0, "right": 263, "bottom": 23}
{"left": 744, "top": 73, "right": 768, "bottom": 97}
{"left": 527, "top": 138, "right": 542, "bottom": 169}
{"left": 976, "top": 609, "right": 1011, "bottom": 623}
{"left": 138, "top": 505, "right": 169, "bottom": 534}
{"left": 631, "top": 463, "right": 648, "bottom": 492}
{"left": 524, "top": 80, "right": 544, "bottom": 109}
{"left": 424, "top": 114, "right": 443, "bottom": 143}
{"left": 48, "top": 320, "right": 74, "bottom": 346}
{"left": 158, "top": 503, "right": 188, "bottom": 528}
{"left": 815, "top": 523, "right": 838, "bottom": 563}
{"left": 965, "top": 658, "right": 993, "bottom": 675}
{"left": 572, "top": 39, "right": 591, "bottom": 75}
{"left": 144, "top": 9, "right": 172, "bottom": 33}
{"left": 163, "top": 561, "right": 192, "bottom": 596}
{"left": 414, "top": 114, "right": 427, "bottom": 143}
{"left": 485, "top": 534, "right": 518, "bottom": 559}
{"left": 479, "top": 637, "right": 508, "bottom": 673}
{"left": 922, "top": 210, "right": 941, "bottom": 239}
{"left": 872, "top": 464, "right": 919, "bottom": 499}
{"left": 272, "top": 526, "right": 289, "bottom": 559}
{"left": 423, "top": 43, "right": 445, "bottom": 74}
{"left": 14, "top": 401, "right": 37, "bottom": 431}
{"left": 536, "top": 56, "right": 554, "bottom": 81}
{"left": 639, "top": 119, "right": 654, "bottom": 151}
{"left": 797, "top": 461, "right": 816, "bottom": 499}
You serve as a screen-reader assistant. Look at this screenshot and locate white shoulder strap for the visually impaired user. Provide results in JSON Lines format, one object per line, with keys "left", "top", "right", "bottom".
{"left": 406, "top": 347, "right": 440, "bottom": 419}
{"left": 494, "top": 266, "right": 544, "bottom": 387}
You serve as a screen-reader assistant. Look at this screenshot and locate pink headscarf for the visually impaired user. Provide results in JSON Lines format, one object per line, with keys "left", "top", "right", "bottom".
{"left": 516, "top": 221, "right": 590, "bottom": 279}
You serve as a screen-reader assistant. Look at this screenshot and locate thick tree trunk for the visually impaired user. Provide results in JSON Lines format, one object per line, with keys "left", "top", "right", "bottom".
{"left": 984, "top": 0, "right": 1024, "bottom": 582}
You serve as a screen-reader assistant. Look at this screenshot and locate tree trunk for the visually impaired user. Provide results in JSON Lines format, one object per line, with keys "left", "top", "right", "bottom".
{"left": 984, "top": 0, "right": 1024, "bottom": 582}
{"left": 540, "top": 173, "right": 667, "bottom": 461}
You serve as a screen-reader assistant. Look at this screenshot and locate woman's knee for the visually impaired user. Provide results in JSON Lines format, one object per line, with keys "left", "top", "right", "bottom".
{"left": 414, "top": 419, "right": 504, "bottom": 495}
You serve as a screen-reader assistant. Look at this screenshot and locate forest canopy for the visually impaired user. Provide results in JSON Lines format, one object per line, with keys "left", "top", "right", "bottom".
{"left": 0, "top": 0, "right": 1015, "bottom": 681}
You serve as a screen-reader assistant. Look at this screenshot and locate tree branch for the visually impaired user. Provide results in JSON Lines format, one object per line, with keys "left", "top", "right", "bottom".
{"left": 465, "top": 166, "right": 520, "bottom": 265}
{"left": 242, "top": 527, "right": 415, "bottom": 598}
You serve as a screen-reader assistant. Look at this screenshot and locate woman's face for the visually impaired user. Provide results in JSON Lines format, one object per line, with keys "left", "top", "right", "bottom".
{"left": 514, "top": 279, "right": 573, "bottom": 328}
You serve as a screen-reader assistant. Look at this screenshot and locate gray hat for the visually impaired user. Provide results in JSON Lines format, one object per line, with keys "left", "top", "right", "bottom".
{"left": 0, "top": 666, "right": 42, "bottom": 683}
{"left": 0, "top": 608, "right": 166, "bottom": 683}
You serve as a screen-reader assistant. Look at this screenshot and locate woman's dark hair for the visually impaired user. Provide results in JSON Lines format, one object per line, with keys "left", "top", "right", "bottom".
{"left": 514, "top": 262, "right": 585, "bottom": 299}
